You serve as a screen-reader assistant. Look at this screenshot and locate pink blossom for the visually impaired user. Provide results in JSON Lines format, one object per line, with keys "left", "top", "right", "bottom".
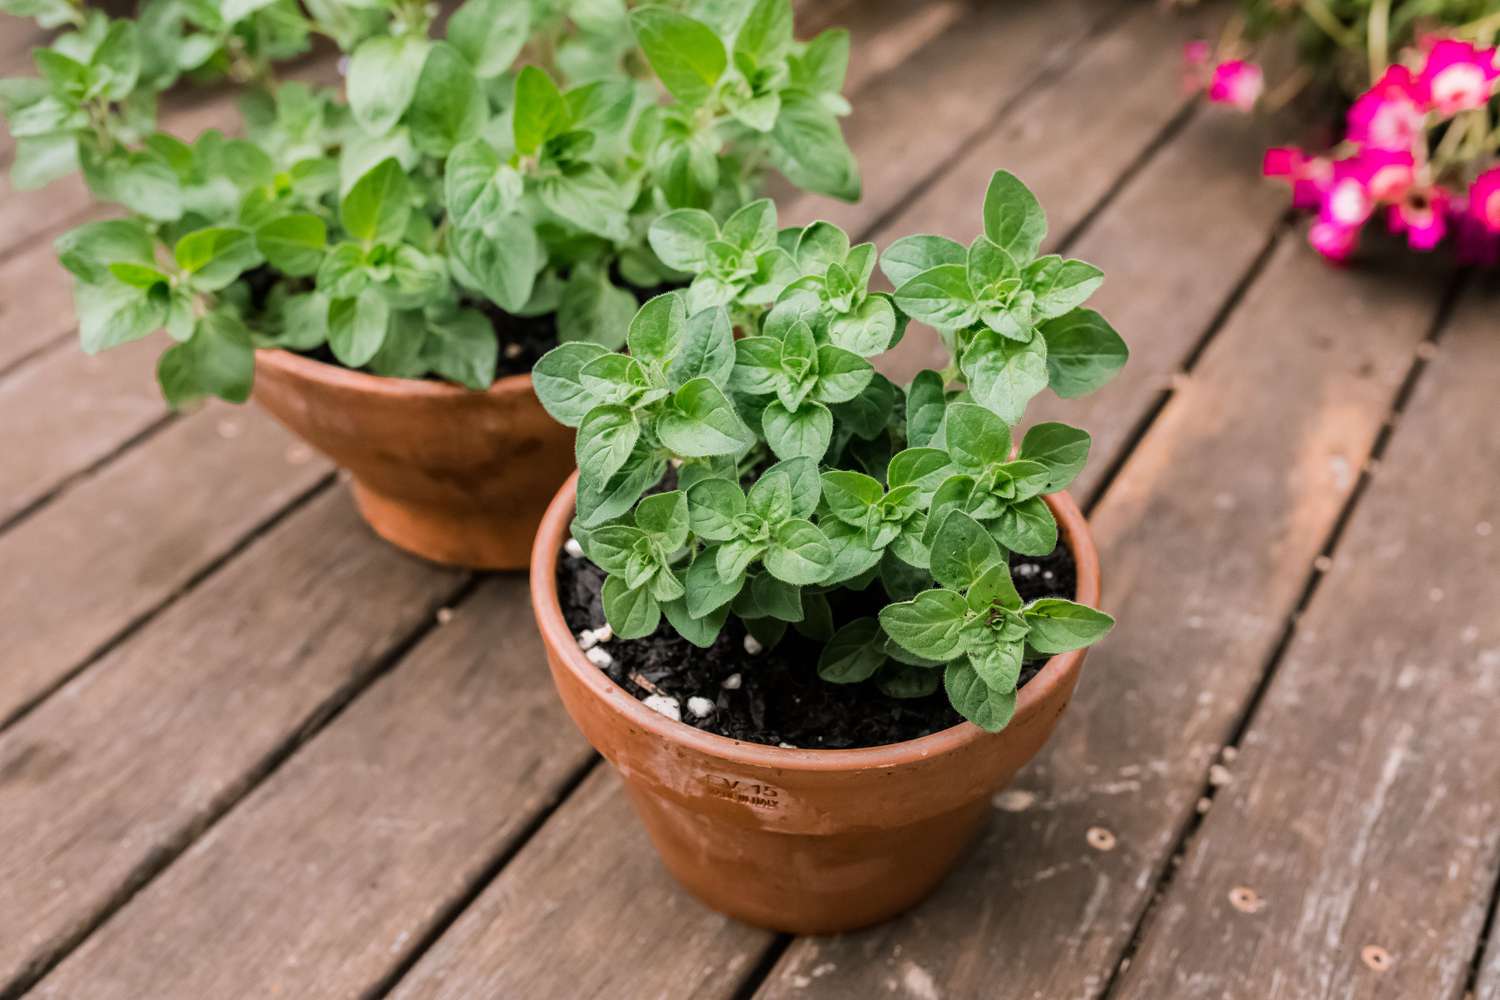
{"left": 1207, "top": 59, "right": 1264, "bottom": 112}
{"left": 1468, "top": 168, "right": 1500, "bottom": 233}
{"left": 1308, "top": 220, "right": 1360, "bottom": 263}
{"left": 1263, "top": 147, "right": 1332, "bottom": 210}
{"left": 1387, "top": 186, "right": 1450, "bottom": 251}
{"left": 1347, "top": 65, "right": 1426, "bottom": 151}
{"left": 1418, "top": 39, "right": 1500, "bottom": 117}
{"left": 1321, "top": 160, "right": 1379, "bottom": 228}
{"left": 1358, "top": 148, "right": 1416, "bottom": 202}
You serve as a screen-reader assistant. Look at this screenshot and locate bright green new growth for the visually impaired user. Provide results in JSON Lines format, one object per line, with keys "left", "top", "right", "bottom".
{"left": 1, "top": 0, "right": 859, "bottom": 405}
{"left": 536, "top": 171, "right": 1125, "bottom": 732}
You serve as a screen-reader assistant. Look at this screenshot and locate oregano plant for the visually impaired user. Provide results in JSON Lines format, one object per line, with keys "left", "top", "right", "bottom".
{"left": 0, "top": 0, "right": 859, "bottom": 405}
{"left": 535, "top": 171, "right": 1126, "bottom": 732}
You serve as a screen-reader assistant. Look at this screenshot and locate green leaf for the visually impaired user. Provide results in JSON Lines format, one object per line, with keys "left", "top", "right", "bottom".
{"left": 91, "top": 20, "right": 141, "bottom": 100}
{"left": 648, "top": 208, "right": 718, "bottom": 272}
{"left": 764, "top": 518, "right": 832, "bottom": 585}
{"left": 827, "top": 295, "right": 896, "bottom": 357}
{"left": 1019, "top": 422, "right": 1090, "bottom": 492}
{"left": 445, "top": 139, "right": 522, "bottom": 229}
{"left": 11, "top": 132, "right": 78, "bottom": 190}
{"left": 255, "top": 214, "right": 326, "bottom": 277}
{"left": 450, "top": 215, "right": 540, "bottom": 313}
{"left": 55, "top": 219, "right": 155, "bottom": 283}
{"left": 156, "top": 311, "right": 255, "bottom": 407}
{"left": 657, "top": 378, "right": 752, "bottom": 456}
{"left": 811, "top": 346, "right": 872, "bottom": 405}
{"left": 174, "top": 227, "right": 263, "bottom": 292}
{"left": 340, "top": 158, "right": 410, "bottom": 245}
{"left": 751, "top": 572, "right": 803, "bottom": 622}
{"left": 766, "top": 456, "right": 821, "bottom": 518}
{"left": 761, "top": 398, "right": 832, "bottom": 462}
{"left": 513, "top": 64, "right": 570, "bottom": 157}
{"left": 746, "top": 468, "right": 793, "bottom": 523}
{"left": 1024, "top": 598, "right": 1115, "bottom": 654}
{"left": 769, "top": 92, "right": 859, "bottom": 201}
{"left": 967, "top": 561, "right": 1021, "bottom": 613}
{"left": 686, "top": 477, "right": 746, "bottom": 541}
{"left": 602, "top": 575, "right": 661, "bottom": 639}
{"left": 327, "top": 288, "right": 391, "bottom": 367}
{"left": 982, "top": 170, "right": 1046, "bottom": 263}
{"left": 944, "top": 660, "right": 1016, "bottom": 731}
{"left": 448, "top": 0, "right": 530, "bottom": 76}
{"left": 905, "top": 369, "right": 948, "bottom": 449}
{"left": 576, "top": 404, "right": 640, "bottom": 485}
{"left": 663, "top": 596, "right": 729, "bottom": 647}
{"left": 886, "top": 447, "right": 950, "bottom": 497}
{"left": 876, "top": 663, "right": 941, "bottom": 699}
{"left": 347, "top": 34, "right": 430, "bottom": 135}
{"left": 558, "top": 268, "right": 636, "bottom": 348}
{"left": 817, "top": 618, "right": 887, "bottom": 683}
{"left": 790, "top": 26, "right": 849, "bottom": 95}
{"left": 685, "top": 546, "right": 747, "bottom": 617}
{"left": 1038, "top": 308, "right": 1128, "bottom": 399}
{"left": 424, "top": 308, "right": 497, "bottom": 390}
{"left": 930, "top": 510, "right": 1001, "bottom": 591}
{"left": 627, "top": 292, "right": 686, "bottom": 364}
{"left": 410, "top": 42, "right": 486, "bottom": 157}
{"left": 894, "top": 264, "right": 976, "bottom": 331}
{"left": 734, "top": 0, "right": 792, "bottom": 67}
{"left": 991, "top": 494, "right": 1057, "bottom": 557}
{"left": 879, "top": 234, "right": 969, "bottom": 288}
{"left": 943, "top": 402, "right": 1010, "bottom": 471}
{"left": 629, "top": 6, "right": 726, "bottom": 107}
{"left": 107, "top": 262, "right": 169, "bottom": 289}
{"left": 75, "top": 278, "right": 164, "bottom": 354}
{"left": 636, "top": 490, "right": 690, "bottom": 550}
{"left": 533, "top": 341, "right": 610, "bottom": 425}
{"left": 721, "top": 199, "right": 776, "bottom": 252}
{"left": 577, "top": 441, "right": 665, "bottom": 528}
{"left": 669, "top": 306, "right": 734, "bottom": 388}
{"left": 1025, "top": 255, "right": 1103, "bottom": 320}
{"left": 962, "top": 329, "right": 1049, "bottom": 427}
{"left": 879, "top": 588, "right": 968, "bottom": 662}
{"left": 537, "top": 163, "right": 629, "bottom": 241}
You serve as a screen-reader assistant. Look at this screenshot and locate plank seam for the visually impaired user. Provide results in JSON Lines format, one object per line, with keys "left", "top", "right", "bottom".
{"left": 0, "top": 571, "right": 482, "bottom": 1000}
{"left": 0, "top": 470, "right": 336, "bottom": 736}
{"left": 0, "top": 411, "right": 178, "bottom": 537}
{"left": 1462, "top": 866, "right": 1500, "bottom": 1000}
{"left": 729, "top": 934, "right": 795, "bottom": 1000}
{"left": 848, "top": 0, "right": 1137, "bottom": 245}
{"left": 1094, "top": 268, "right": 1471, "bottom": 1000}
{"left": 364, "top": 753, "right": 604, "bottom": 1000}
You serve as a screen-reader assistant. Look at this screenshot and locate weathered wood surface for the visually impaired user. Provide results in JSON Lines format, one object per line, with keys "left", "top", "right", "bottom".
{"left": 1110, "top": 286, "right": 1500, "bottom": 1000}
{"left": 0, "top": 487, "right": 465, "bottom": 995}
{"left": 2, "top": 1, "right": 1498, "bottom": 998}
{"left": 757, "top": 242, "right": 1449, "bottom": 999}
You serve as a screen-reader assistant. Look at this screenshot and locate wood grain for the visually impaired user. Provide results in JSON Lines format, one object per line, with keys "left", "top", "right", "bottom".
{"left": 1110, "top": 286, "right": 1500, "bottom": 1000}
{"left": 390, "top": 767, "right": 776, "bottom": 1000}
{"left": 0, "top": 487, "right": 464, "bottom": 996}
{"left": 0, "top": 336, "right": 165, "bottom": 524}
{"left": 756, "top": 241, "right": 1447, "bottom": 1000}
{"left": 34, "top": 576, "right": 592, "bottom": 999}
{"left": 0, "top": 404, "right": 332, "bottom": 725}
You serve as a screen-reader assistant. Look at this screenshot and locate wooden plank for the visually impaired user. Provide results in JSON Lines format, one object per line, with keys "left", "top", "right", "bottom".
{"left": 390, "top": 767, "right": 774, "bottom": 1000}
{"left": 0, "top": 403, "right": 332, "bottom": 726}
{"left": 32, "top": 576, "right": 592, "bottom": 999}
{"left": 0, "top": 208, "right": 90, "bottom": 373}
{"left": 0, "top": 336, "right": 165, "bottom": 525}
{"left": 1110, "top": 287, "right": 1500, "bottom": 1000}
{"left": 0, "top": 487, "right": 465, "bottom": 996}
{"left": 755, "top": 243, "right": 1447, "bottom": 999}
{"left": 775, "top": 0, "right": 1123, "bottom": 235}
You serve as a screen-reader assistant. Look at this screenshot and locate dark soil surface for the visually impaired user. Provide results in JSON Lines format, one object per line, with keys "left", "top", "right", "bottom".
{"left": 556, "top": 541, "right": 1078, "bottom": 750}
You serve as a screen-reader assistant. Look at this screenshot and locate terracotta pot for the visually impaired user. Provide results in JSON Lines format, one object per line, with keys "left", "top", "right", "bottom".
{"left": 253, "top": 349, "right": 575, "bottom": 570}
{"left": 531, "top": 472, "right": 1103, "bottom": 934}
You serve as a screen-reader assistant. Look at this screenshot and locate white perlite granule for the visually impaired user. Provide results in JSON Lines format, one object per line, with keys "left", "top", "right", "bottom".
{"left": 743, "top": 635, "right": 764, "bottom": 655}
{"left": 563, "top": 537, "right": 584, "bottom": 558}
{"left": 643, "top": 694, "right": 681, "bottom": 721}
{"left": 686, "top": 697, "right": 715, "bottom": 719}
{"left": 721, "top": 673, "right": 742, "bottom": 690}
{"left": 584, "top": 646, "right": 613, "bottom": 669}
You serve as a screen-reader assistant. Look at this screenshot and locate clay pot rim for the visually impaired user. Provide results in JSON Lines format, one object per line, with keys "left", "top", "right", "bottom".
{"left": 254, "top": 347, "right": 534, "bottom": 399}
{"left": 531, "top": 470, "right": 1102, "bottom": 772}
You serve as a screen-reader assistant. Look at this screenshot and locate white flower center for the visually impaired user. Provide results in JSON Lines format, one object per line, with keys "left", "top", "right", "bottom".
{"left": 1329, "top": 180, "right": 1371, "bottom": 225}
{"left": 1432, "top": 64, "right": 1488, "bottom": 111}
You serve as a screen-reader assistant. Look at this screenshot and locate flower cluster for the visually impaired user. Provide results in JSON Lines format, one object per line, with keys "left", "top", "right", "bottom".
{"left": 1178, "top": 0, "right": 1500, "bottom": 264}
{"left": 535, "top": 172, "right": 1127, "bottom": 732}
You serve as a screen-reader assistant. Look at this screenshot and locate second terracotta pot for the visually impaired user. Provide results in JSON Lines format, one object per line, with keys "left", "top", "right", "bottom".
{"left": 531, "top": 473, "right": 1103, "bottom": 934}
{"left": 253, "top": 349, "right": 575, "bottom": 570}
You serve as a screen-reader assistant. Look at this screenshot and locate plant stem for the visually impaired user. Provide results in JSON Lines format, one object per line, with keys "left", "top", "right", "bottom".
{"left": 1366, "top": 0, "right": 1391, "bottom": 81}
{"left": 1299, "top": 0, "right": 1359, "bottom": 50}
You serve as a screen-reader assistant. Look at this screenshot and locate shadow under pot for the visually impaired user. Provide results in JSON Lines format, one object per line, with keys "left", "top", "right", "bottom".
{"left": 253, "top": 349, "right": 575, "bottom": 570}
{"left": 529, "top": 472, "right": 1104, "bottom": 934}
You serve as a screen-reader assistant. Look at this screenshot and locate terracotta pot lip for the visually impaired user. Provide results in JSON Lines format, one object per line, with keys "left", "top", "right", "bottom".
{"left": 532, "top": 470, "right": 1103, "bottom": 773}
{"left": 254, "top": 347, "right": 534, "bottom": 398}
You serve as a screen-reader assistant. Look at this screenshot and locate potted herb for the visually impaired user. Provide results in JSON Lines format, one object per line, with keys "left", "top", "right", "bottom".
{"left": 529, "top": 171, "right": 1127, "bottom": 932}
{"left": 0, "top": 0, "right": 859, "bottom": 568}
{"left": 1179, "top": 0, "right": 1500, "bottom": 265}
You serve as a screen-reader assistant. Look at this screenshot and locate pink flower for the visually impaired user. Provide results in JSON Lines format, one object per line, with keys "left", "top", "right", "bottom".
{"left": 1358, "top": 148, "right": 1416, "bottom": 202}
{"left": 1308, "top": 220, "right": 1360, "bottom": 263}
{"left": 1263, "top": 147, "right": 1332, "bottom": 210}
{"left": 1387, "top": 186, "right": 1450, "bottom": 251}
{"left": 1468, "top": 168, "right": 1500, "bottom": 233}
{"left": 1347, "top": 65, "right": 1427, "bottom": 151}
{"left": 1207, "top": 60, "right": 1264, "bottom": 112}
{"left": 1418, "top": 39, "right": 1500, "bottom": 117}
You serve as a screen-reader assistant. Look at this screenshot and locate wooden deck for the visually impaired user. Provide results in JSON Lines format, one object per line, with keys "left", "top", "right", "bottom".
{"left": 3, "top": 2, "right": 1499, "bottom": 997}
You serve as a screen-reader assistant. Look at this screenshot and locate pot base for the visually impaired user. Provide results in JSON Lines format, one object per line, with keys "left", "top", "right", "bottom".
{"left": 351, "top": 480, "right": 535, "bottom": 571}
